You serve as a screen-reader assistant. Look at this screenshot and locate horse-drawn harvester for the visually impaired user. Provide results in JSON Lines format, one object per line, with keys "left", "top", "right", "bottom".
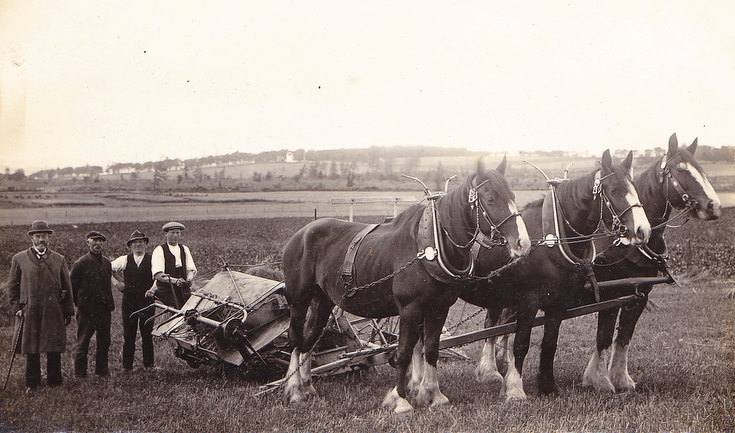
{"left": 141, "top": 135, "right": 720, "bottom": 412}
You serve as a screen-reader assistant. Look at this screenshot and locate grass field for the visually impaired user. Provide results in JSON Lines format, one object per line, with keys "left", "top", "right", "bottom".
{"left": 0, "top": 211, "right": 733, "bottom": 432}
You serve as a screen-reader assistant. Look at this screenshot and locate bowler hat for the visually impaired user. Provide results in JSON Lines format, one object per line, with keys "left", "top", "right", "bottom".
{"left": 127, "top": 230, "right": 149, "bottom": 247}
{"left": 162, "top": 221, "right": 185, "bottom": 232}
{"left": 86, "top": 231, "right": 107, "bottom": 241}
{"left": 27, "top": 220, "right": 53, "bottom": 236}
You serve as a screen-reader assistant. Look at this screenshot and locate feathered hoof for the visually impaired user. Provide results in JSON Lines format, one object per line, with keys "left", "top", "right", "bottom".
{"left": 475, "top": 368, "right": 504, "bottom": 384}
{"left": 382, "top": 387, "right": 414, "bottom": 414}
{"left": 611, "top": 374, "right": 636, "bottom": 392}
{"left": 284, "top": 386, "right": 306, "bottom": 405}
{"left": 504, "top": 390, "right": 527, "bottom": 403}
{"left": 302, "top": 383, "right": 318, "bottom": 399}
{"left": 582, "top": 374, "right": 616, "bottom": 393}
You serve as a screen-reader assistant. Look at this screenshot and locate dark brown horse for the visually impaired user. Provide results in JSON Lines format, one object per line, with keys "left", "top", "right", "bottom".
{"left": 281, "top": 158, "right": 531, "bottom": 413}
{"left": 461, "top": 150, "right": 651, "bottom": 401}
{"left": 583, "top": 133, "right": 721, "bottom": 392}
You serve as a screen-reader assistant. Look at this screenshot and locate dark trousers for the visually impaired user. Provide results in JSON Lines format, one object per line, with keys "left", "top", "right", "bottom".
{"left": 26, "top": 352, "right": 62, "bottom": 388}
{"left": 74, "top": 308, "right": 111, "bottom": 377}
{"left": 121, "top": 295, "right": 154, "bottom": 369}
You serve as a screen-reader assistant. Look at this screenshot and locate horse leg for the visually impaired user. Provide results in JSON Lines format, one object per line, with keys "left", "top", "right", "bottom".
{"left": 407, "top": 337, "right": 424, "bottom": 394}
{"left": 475, "top": 309, "right": 504, "bottom": 384}
{"left": 582, "top": 308, "right": 617, "bottom": 392}
{"left": 538, "top": 310, "right": 563, "bottom": 395}
{"left": 609, "top": 292, "right": 648, "bottom": 391}
{"left": 284, "top": 298, "right": 308, "bottom": 404}
{"left": 415, "top": 312, "right": 451, "bottom": 407}
{"left": 382, "top": 304, "right": 421, "bottom": 414}
{"left": 297, "top": 297, "right": 334, "bottom": 399}
{"left": 502, "top": 308, "right": 535, "bottom": 402}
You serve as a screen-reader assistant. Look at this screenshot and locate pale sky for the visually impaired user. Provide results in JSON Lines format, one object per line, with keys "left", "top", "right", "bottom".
{"left": 1, "top": 1, "right": 734, "bottom": 173}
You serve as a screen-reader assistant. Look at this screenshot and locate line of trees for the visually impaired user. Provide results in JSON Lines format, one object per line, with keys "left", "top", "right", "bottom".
{"left": 25, "top": 144, "right": 735, "bottom": 182}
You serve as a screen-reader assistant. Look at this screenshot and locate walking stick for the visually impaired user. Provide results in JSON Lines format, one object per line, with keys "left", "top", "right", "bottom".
{"left": 3, "top": 313, "right": 25, "bottom": 392}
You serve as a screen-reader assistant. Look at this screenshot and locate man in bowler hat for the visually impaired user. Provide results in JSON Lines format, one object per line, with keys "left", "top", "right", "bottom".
{"left": 111, "top": 230, "right": 155, "bottom": 370}
{"left": 71, "top": 231, "right": 115, "bottom": 377}
{"left": 7, "top": 220, "right": 74, "bottom": 389}
{"left": 146, "top": 222, "right": 197, "bottom": 308}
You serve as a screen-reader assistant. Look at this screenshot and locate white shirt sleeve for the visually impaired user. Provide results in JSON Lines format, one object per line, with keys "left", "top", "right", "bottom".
{"left": 183, "top": 245, "right": 197, "bottom": 276}
{"left": 111, "top": 255, "right": 128, "bottom": 273}
{"left": 151, "top": 245, "right": 165, "bottom": 277}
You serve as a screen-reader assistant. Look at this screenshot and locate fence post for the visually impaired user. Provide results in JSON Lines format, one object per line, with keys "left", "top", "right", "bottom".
{"left": 349, "top": 202, "right": 354, "bottom": 222}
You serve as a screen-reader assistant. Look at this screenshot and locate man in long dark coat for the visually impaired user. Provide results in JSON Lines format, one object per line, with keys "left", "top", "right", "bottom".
{"left": 111, "top": 230, "right": 155, "bottom": 370}
{"left": 7, "top": 220, "right": 75, "bottom": 389}
{"left": 71, "top": 231, "right": 115, "bottom": 377}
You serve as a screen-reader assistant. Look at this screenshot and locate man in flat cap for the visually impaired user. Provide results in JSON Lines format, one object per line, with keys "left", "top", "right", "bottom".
{"left": 146, "top": 222, "right": 197, "bottom": 308}
{"left": 70, "top": 230, "right": 115, "bottom": 377}
{"left": 111, "top": 230, "right": 155, "bottom": 370}
{"left": 6, "top": 220, "right": 74, "bottom": 389}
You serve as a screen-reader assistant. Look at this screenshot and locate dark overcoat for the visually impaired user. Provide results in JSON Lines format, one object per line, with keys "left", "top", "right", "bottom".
{"left": 7, "top": 248, "right": 75, "bottom": 354}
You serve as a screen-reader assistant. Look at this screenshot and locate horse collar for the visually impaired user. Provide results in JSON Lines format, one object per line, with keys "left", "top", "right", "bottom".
{"left": 417, "top": 201, "right": 475, "bottom": 283}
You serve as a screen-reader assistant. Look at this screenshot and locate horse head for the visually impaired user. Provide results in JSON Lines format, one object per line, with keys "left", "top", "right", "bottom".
{"left": 599, "top": 149, "right": 651, "bottom": 246}
{"left": 471, "top": 156, "right": 531, "bottom": 258}
{"left": 660, "top": 133, "right": 721, "bottom": 221}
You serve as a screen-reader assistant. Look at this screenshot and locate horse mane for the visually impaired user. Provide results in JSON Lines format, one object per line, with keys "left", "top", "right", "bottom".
{"left": 390, "top": 203, "right": 426, "bottom": 231}
{"left": 523, "top": 197, "right": 544, "bottom": 212}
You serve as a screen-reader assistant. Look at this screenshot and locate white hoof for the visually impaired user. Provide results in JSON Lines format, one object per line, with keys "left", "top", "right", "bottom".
{"left": 475, "top": 367, "right": 504, "bottom": 384}
{"left": 284, "top": 385, "right": 306, "bottom": 405}
{"left": 611, "top": 372, "right": 636, "bottom": 391}
{"left": 503, "top": 386, "right": 527, "bottom": 402}
{"left": 609, "top": 342, "right": 636, "bottom": 391}
{"left": 416, "top": 387, "right": 450, "bottom": 407}
{"left": 382, "top": 387, "right": 413, "bottom": 413}
{"left": 303, "top": 383, "right": 318, "bottom": 398}
{"left": 583, "top": 350, "right": 615, "bottom": 393}
{"left": 502, "top": 367, "right": 526, "bottom": 402}
{"left": 430, "top": 392, "right": 449, "bottom": 407}
{"left": 394, "top": 398, "right": 414, "bottom": 414}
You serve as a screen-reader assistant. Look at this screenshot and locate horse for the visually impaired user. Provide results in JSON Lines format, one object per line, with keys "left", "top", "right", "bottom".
{"left": 458, "top": 149, "right": 651, "bottom": 401}
{"left": 281, "top": 158, "right": 531, "bottom": 413}
{"left": 582, "top": 133, "right": 721, "bottom": 392}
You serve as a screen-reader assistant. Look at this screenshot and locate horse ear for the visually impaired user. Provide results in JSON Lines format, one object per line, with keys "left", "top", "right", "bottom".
{"left": 622, "top": 150, "right": 634, "bottom": 177}
{"left": 601, "top": 149, "right": 612, "bottom": 173}
{"left": 496, "top": 155, "right": 507, "bottom": 176}
{"left": 688, "top": 137, "right": 698, "bottom": 155}
{"left": 668, "top": 133, "right": 678, "bottom": 157}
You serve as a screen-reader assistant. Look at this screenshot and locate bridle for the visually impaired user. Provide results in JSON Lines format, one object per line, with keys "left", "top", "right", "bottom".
{"left": 653, "top": 154, "right": 696, "bottom": 228}
{"left": 593, "top": 170, "right": 644, "bottom": 240}
{"left": 441, "top": 177, "right": 521, "bottom": 250}
{"left": 424, "top": 176, "right": 522, "bottom": 281}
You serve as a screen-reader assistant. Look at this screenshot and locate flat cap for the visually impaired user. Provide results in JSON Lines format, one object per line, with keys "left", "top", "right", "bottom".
{"left": 162, "top": 221, "right": 185, "bottom": 232}
{"left": 27, "top": 220, "right": 53, "bottom": 235}
{"left": 86, "top": 231, "right": 107, "bottom": 241}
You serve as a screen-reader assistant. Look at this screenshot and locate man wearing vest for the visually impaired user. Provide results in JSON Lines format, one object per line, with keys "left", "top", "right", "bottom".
{"left": 111, "top": 230, "right": 155, "bottom": 370}
{"left": 146, "top": 222, "right": 197, "bottom": 309}
{"left": 71, "top": 230, "right": 115, "bottom": 378}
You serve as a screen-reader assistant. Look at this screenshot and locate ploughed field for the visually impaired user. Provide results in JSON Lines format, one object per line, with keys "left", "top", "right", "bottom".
{"left": 0, "top": 210, "right": 733, "bottom": 432}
